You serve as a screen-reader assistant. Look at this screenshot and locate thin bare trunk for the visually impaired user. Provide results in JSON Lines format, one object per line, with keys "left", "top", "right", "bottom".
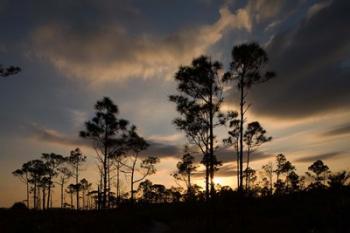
{"left": 82, "top": 190, "right": 85, "bottom": 209}
{"left": 60, "top": 182, "right": 64, "bottom": 208}
{"left": 236, "top": 142, "right": 240, "bottom": 189}
{"left": 103, "top": 140, "right": 108, "bottom": 209}
{"left": 205, "top": 162, "right": 209, "bottom": 200}
{"left": 245, "top": 147, "right": 251, "bottom": 190}
{"left": 116, "top": 161, "right": 120, "bottom": 201}
{"left": 50, "top": 190, "right": 53, "bottom": 208}
{"left": 76, "top": 164, "right": 79, "bottom": 210}
{"left": 70, "top": 192, "right": 73, "bottom": 208}
{"left": 130, "top": 155, "right": 137, "bottom": 203}
{"left": 239, "top": 77, "right": 244, "bottom": 192}
{"left": 209, "top": 81, "right": 215, "bottom": 197}
{"left": 26, "top": 174, "right": 29, "bottom": 208}
{"left": 42, "top": 188, "right": 46, "bottom": 210}
{"left": 37, "top": 187, "right": 41, "bottom": 209}
{"left": 107, "top": 157, "right": 111, "bottom": 208}
{"left": 33, "top": 180, "right": 37, "bottom": 209}
{"left": 47, "top": 175, "right": 51, "bottom": 209}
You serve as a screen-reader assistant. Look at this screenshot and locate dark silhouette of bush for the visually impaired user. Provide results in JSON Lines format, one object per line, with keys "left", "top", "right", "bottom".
{"left": 10, "top": 202, "right": 28, "bottom": 210}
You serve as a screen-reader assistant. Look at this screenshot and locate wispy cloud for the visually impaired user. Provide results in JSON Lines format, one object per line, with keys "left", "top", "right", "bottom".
{"left": 27, "top": 123, "right": 182, "bottom": 158}
{"left": 306, "top": 0, "right": 332, "bottom": 20}
{"left": 216, "top": 147, "right": 273, "bottom": 163}
{"left": 321, "top": 123, "right": 350, "bottom": 137}
{"left": 30, "top": 3, "right": 252, "bottom": 83}
{"left": 28, "top": 123, "right": 88, "bottom": 147}
{"left": 294, "top": 151, "right": 343, "bottom": 163}
{"left": 193, "top": 162, "right": 237, "bottom": 178}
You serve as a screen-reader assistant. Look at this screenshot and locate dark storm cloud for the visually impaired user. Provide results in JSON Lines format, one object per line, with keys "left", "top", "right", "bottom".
{"left": 226, "top": 0, "right": 350, "bottom": 119}
{"left": 0, "top": 0, "right": 140, "bottom": 36}
{"left": 26, "top": 1, "right": 251, "bottom": 81}
{"left": 294, "top": 151, "right": 344, "bottom": 163}
{"left": 27, "top": 123, "right": 89, "bottom": 147}
{"left": 193, "top": 163, "right": 238, "bottom": 178}
{"left": 27, "top": 123, "right": 182, "bottom": 158}
{"left": 321, "top": 123, "right": 350, "bottom": 137}
{"left": 143, "top": 141, "right": 182, "bottom": 158}
{"left": 27, "top": 122, "right": 275, "bottom": 163}
{"left": 245, "top": 0, "right": 302, "bottom": 25}
{"left": 216, "top": 147, "right": 273, "bottom": 163}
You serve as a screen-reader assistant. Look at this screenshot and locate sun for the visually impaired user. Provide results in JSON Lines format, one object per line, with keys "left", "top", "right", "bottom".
{"left": 214, "top": 177, "right": 224, "bottom": 185}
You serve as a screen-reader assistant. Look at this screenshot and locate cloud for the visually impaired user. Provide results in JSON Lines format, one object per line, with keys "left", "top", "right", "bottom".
{"left": 30, "top": 3, "right": 251, "bottom": 82}
{"left": 225, "top": 0, "right": 350, "bottom": 119}
{"left": 143, "top": 141, "right": 182, "bottom": 158}
{"left": 28, "top": 121, "right": 274, "bottom": 162}
{"left": 28, "top": 123, "right": 88, "bottom": 147}
{"left": 148, "top": 133, "right": 184, "bottom": 144}
{"left": 321, "top": 123, "right": 350, "bottom": 137}
{"left": 294, "top": 151, "right": 343, "bottom": 163}
{"left": 306, "top": 0, "right": 332, "bottom": 20}
{"left": 193, "top": 162, "right": 237, "bottom": 178}
{"left": 245, "top": 0, "right": 284, "bottom": 23}
{"left": 146, "top": 144, "right": 274, "bottom": 163}
{"left": 216, "top": 147, "right": 273, "bottom": 163}
{"left": 27, "top": 123, "right": 183, "bottom": 158}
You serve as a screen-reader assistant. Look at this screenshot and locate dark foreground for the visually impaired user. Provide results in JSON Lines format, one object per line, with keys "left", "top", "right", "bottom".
{"left": 1, "top": 191, "right": 349, "bottom": 233}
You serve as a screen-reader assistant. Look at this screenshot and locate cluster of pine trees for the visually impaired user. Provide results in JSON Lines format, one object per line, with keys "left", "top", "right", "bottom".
{"left": 12, "top": 149, "right": 90, "bottom": 209}
{"left": 11, "top": 42, "right": 350, "bottom": 210}
{"left": 169, "top": 43, "right": 274, "bottom": 197}
{"left": 13, "top": 98, "right": 159, "bottom": 209}
{"left": 144, "top": 153, "right": 349, "bottom": 203}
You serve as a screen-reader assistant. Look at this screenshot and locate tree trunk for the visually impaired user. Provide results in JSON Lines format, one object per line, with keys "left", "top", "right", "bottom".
{"left": 70, "top": 192, "right": 73, "bottom": 209}
{"left": 60, "top": 181, "right": 64, "bottom": 208}
{"left": 269, "top": 172, "right": 273, "bottom": 195}
{"left": 245, "top": 147, "right": 251, "bottom": 190}
{"left": 205, "top": 162, "right": 209, "bottom": 201}
{"left": 82, "top": 190, "right": 85, "bottom": 209}
{"left": 50, "top": 190, "right": 53, "bottom": 208}
{"left": 323, "top": 172, "right": 327, "bottom": 186}
{"left": 26, "top": 174, "right": 29, "bottom": 208}
{"left": 87, "top": 193, "right": 90, "bottom": 209}
{"left": 37, "top": 187, "right": 41, "bottom": 209}
{"left": 76, "top": 164, "right": 79, "bottom": 210}
{"left": 209, "top": 81, "right": 215, "bottom": 198}
{"left": 130, "top": 156, "right": 137, "bottom": 203}
{"left": 97, "top": 185, "right": 101, "bottom": 210}
{"left": 239, "top": 76, "right": 244, "bottom": 192}
{"left": 103, "top": 143, "right": 108, "bottom": 209}
{"left": 107, "top": 156, "right": 111, "bottom": 208}
{"left": 116, "top": 161, "right": 120, "bottom": 202}
{"left": 42, "top": 188, "right": 46, "bottom": 210}
{"left": 47, "top": 175, "right": 51, "bottom": 209}
{"left": 33, "top": 180, "right": 37, "bottom": 209}
{"left": 236, "top": 142, "right": 240, "bottom": 189}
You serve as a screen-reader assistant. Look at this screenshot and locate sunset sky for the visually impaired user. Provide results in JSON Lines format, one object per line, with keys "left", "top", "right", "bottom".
{"left": 0, "top": 0, "right": 349, "bottom": 207}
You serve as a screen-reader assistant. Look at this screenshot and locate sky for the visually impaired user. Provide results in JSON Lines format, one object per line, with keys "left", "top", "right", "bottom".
{"left": 0, "top": 0, "right": 349, "bottom": 207}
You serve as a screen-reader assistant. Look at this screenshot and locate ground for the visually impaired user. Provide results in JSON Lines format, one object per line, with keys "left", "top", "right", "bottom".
{"left": 1, "top": 190, "right": 349, "bottom": 233}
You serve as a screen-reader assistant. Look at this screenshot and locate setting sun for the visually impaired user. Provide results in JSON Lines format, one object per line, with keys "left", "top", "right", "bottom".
{"left": 214, "top": 177, "right": 224, "bottom": 185}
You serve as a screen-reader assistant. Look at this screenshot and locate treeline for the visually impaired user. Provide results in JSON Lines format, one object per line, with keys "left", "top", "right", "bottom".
{"left": 136, "top": 154, "right": 350, "bottom": 204}
{"left": 12, "top": 149, "right": 89, "bottom": 209}
{"left": 13, "top": 98, "right": 159, "bottom": 210}
{"left": 11, "top": 42, "right": 349, "bottom": 210}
